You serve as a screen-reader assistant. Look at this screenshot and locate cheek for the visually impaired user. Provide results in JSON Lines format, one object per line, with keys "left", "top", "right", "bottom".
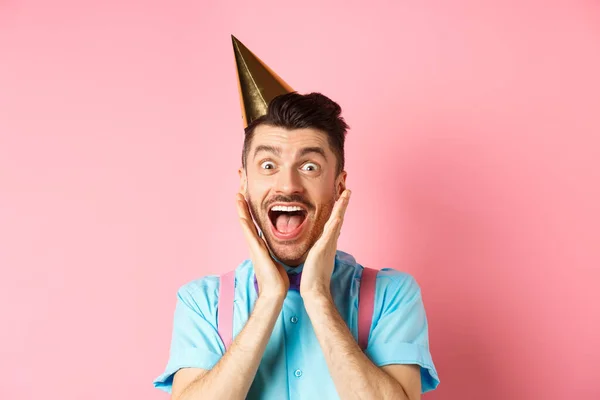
{"left": 308, "top": 186, "right": 337, "bottom": 209}
{"left": 311, "top": 174, "right": 337, "bottom": 195}
{"left": 247, "top": 176, "right": 273, "bottom": 203}
{"left": 251, "top": 178, "right": 272, "bottom": 193}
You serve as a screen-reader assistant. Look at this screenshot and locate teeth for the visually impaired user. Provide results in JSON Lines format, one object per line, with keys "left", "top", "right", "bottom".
{"left": 271, "top": 205, "right": 304, "bottom": 212}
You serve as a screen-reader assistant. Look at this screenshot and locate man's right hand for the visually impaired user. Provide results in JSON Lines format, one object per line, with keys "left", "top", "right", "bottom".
{"left": 235, "top": 193, "right": 290, "bottom": 299}
{"left": 171, "top": 193, "right": 289, "bottom": 400}
{"left": 171, "top": 193, "right": 290, "bottom": 400}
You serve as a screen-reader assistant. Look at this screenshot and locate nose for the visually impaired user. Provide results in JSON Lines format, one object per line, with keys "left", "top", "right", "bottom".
{"left": 273, "top": 167, "right": 304, "bottom": 195}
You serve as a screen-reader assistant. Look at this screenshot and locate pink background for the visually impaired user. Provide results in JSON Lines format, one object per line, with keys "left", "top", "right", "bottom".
{"left": 1, "top": 1, "right": 599, "bottom": 399}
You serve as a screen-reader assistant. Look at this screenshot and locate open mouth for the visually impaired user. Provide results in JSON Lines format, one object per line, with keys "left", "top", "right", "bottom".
{"left": 268, "top": 204, "right": 308, "bottom": 240}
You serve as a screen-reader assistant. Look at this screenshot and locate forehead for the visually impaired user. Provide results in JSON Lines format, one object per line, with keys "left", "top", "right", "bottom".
{"left": 250, "top": 125, "right": 330, "bottom": 155}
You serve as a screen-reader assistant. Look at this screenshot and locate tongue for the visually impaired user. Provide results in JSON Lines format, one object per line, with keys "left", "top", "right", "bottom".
{"left": 275, "top": 214, "right": 303, "bottom": 233}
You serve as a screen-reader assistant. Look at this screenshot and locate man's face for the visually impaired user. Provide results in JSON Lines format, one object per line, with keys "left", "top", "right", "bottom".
{"left": 239, "top": 125, "right": 346, "bottom": 266}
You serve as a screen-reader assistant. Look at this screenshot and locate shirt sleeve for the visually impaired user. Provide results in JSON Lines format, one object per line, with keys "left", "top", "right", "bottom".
{"left": 153, "top": 278, "right": 225, "bottom": 394}
{"left": 364, "top": 268, "right": 440, "bottom": 393}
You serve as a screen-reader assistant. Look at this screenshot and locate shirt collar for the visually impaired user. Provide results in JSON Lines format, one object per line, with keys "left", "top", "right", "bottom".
{"left": 251, "top": 250, "right": 350, "bottom": 294}
{"left": 252, "top": 254, "right": 304, "bottom": 293}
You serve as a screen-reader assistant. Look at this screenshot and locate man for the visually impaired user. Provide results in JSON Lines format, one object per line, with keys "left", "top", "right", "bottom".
{"left": 153, "top": 37, "right": 440, "bottom": 399}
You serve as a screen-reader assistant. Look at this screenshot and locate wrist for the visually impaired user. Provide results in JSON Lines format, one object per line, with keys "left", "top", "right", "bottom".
{"left": 256, "top": 292, "right": 286, "bottom": 308}
{"left": 301, "top": 290, "right": 333, "bottom": 307}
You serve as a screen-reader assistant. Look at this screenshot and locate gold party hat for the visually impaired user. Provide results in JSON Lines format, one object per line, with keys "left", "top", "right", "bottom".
{"left": 232, "top": 35, "right": 294, "bottom": 128}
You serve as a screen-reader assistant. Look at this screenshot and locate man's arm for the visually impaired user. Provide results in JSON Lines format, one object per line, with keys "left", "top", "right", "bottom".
{"left": 171, "top": 194, "right": 291, "bottom": 400}
{"left": 171, "top": 293, "right": 284, "bottom": 400}
{"left": 300, "top": 190, "right": 421, "bottom": 399}
{"left": 303, "top": 293, "right": 421, "bottom": 400}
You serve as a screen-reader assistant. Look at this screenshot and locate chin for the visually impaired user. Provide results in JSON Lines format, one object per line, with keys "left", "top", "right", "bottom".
{"left": 261, "top": 227, "right": 310, "bottom": 263}
{"left": 259, "top": 204, "right": 314, "bottom": 264}
{"left": 249, "top": 199, "right": 325, "bottom": 265}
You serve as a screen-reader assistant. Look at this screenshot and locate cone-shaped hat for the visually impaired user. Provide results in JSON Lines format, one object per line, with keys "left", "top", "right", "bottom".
{"left": 232, "top": 35, "right": 294, "bottom": 128}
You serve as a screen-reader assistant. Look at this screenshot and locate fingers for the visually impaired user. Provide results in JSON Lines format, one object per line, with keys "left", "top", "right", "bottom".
{"left": 335, "top": 189, "right": 351, "bottom": 221}
{"left": 330, "top": 189, "right": 351, "bottom": 227}
{"left": 321, "top": 189, "right": 351, "bottom": 242}
{"left": 235, "top": 193, "right": 252, "bottom": 220}
{"left": 235, "top": 193, "right": 263, "bottom": 251}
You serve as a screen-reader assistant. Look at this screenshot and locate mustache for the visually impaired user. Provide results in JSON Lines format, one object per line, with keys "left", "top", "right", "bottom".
{"left": 265, "top": 194, "right": 314, "bottom": 211}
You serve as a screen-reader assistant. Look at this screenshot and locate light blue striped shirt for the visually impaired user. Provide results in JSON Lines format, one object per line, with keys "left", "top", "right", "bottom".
{"left": 153, "top": 250, "right": 440, "bottom": 398}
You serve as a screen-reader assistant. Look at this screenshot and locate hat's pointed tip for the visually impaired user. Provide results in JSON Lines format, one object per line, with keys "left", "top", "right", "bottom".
{"left": 231, "top": 35, "right": 245, "bottom": 56}
{"left": 231, "top": 36, "right": 294, "bottom": 129}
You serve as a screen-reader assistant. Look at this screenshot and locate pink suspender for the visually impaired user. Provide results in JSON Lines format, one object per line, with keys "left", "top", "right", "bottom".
{"left": 357, "top": 267, "right": 378, "bottom": 350}
{"left": 217, "top": 270, "right": 236, "bottom": 351}
{"left": 217, "top": 267, "right": 378, "bottom": 351}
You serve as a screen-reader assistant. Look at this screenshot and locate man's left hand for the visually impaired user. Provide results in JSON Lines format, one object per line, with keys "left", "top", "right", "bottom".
{"left": 300, "top": 189, "right": 351, "bottom": 299}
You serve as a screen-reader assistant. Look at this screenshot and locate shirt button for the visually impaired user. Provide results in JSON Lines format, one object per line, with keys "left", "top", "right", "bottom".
{"left": 294, "top": 369, "right": 302, "bottom": 377}
{"left": 290, "top": 316, "right": 298, "bottom": 324}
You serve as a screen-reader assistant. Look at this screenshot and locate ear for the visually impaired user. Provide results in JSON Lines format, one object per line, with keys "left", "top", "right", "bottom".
{"left": 238, "top": 167, "right": 247, "bottom": 194}
{"left": 335, "top": 170, "right": 347, "bottom": 200}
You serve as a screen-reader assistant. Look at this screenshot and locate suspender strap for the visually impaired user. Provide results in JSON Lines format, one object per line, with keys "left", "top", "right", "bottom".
{"left": 358, "top": 267, "right": 378, "bottom": 351}
{"left": 219, "top": 266, "right": 378, "bottom": 352}
{"left": 217, "top": 270, "right": 236, "bottom": 351}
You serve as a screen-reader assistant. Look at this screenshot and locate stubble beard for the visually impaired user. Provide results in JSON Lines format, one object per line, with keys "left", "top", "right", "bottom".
{"left": 246, "top": 193, "right": 335, "bottom": 266}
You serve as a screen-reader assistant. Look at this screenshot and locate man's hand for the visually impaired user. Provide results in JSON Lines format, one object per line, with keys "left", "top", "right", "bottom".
{"left": 300, "top": 188, "right": 419, "bottom": 399}
{"left": 236, "top": 193, "right": 290, "bottom": 299}
{"left": 300, "top": 189, "right": 351, "bottom": 299}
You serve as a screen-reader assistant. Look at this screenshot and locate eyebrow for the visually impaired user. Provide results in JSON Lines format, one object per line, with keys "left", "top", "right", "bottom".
{"left": 299, "top": 146, "right": 327, "bottom": 160}
{"left": 253, "top": 145, "right": 281, "bottom": 159}
{"left": 253, "top": 145, "right": 328, "bottom": 161}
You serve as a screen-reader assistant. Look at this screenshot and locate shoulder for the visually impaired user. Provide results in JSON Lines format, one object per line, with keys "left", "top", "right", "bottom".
{"left": 367, "top": 268, "right": 427, "bottom": 326}
{"left": 175, "top": 259, "right": 254, "bottom": 312}
{"left": 335, "top": 251, "right": 422, "bottom": 300}
{"left": 338, "top": 250, "right": 420, "bottom": 290}
{"left": 372, "top": 268, "right": 423, "bottom": 310}
{"left": 354, "top": 256, "right": 422, "bottom": 304}
{"left": 174, "top": 275, "right": 220, "bottom": 316}
{"left": 375, "top": 268, "right": 421, "bottom": 295}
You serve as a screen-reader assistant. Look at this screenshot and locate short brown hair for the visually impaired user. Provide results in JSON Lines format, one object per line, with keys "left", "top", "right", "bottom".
{"left": 242, "top": 92, "right": 349, "bottom": 174}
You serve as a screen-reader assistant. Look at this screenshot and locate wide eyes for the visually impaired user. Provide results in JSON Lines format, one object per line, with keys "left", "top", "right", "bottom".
{"left": 301, "top": 162, "right": 319, "bottom": 172}
{"left": 260, "top": 161, "right": 276, "bottom": 170}
{"left": 258, "top": 161, "right": 320, "bottom": 173}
